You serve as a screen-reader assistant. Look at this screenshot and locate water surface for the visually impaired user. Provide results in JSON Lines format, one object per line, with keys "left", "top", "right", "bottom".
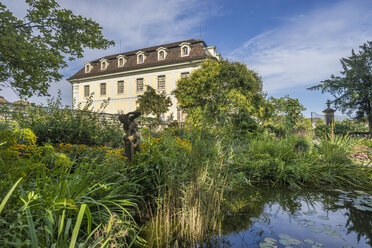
{"left": 202, "top": 187, "right": 372, "bottom": 248}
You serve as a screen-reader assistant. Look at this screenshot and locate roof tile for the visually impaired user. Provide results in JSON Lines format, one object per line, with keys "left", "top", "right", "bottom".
{"left": 68, "top": 39, "right": 214, "bottom": 81}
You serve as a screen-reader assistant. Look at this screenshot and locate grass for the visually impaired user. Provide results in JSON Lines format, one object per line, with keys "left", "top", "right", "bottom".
{"left": 1, "top": 119, "right": 371, "bottom": 247}
{"left": 136, "top": 128, "right": 231, "bottom": 247}
{"left": 0, "top": 125, "right": 145, "bottom": 247}
{"left": 230, "top": 132, "right": 372, "bottom": 189}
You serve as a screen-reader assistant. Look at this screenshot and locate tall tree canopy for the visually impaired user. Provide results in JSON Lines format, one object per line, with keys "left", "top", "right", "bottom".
{"left": 268, "top": 95, "right": 308, "bottom": 134}
{"left": 174, "top": 59, "right": 269, "bottom": 125}
{"left": 136, "top": 85, "right": 172, "bottom": 119}
{"left": 308, "top": 41, "right": 372, "bottom": 134}
{"left": 0, "top": 0, "right": 114, "bottom": 98}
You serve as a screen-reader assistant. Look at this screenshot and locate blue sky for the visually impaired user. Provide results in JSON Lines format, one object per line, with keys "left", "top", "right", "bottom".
{"left": 2, "top": 0, "right": 372, "bottom": 117}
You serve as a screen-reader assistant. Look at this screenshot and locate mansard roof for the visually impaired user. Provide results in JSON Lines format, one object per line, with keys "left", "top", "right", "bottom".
{"left": 68, "top": 39, "right": 216, "bottom": 81}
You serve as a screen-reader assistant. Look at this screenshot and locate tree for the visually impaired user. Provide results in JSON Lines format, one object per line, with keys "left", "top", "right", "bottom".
{"left": 308, "top": 41, "right": 372, "bottom": 134}
{"left": 136, "top": 85, "right": 172, "bottom": 119}
{"left": 269, "top": 95, "right": 306, "bottom": 131}
{"left": 0, "top": 0, "right": 114, "bottom": 98}
{"left": 174, "top": 58, "right": 269, "bottom": 125}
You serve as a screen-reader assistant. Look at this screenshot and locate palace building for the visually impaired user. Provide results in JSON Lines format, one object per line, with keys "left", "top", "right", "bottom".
{"left": 68, "top": 39, "right": 221, "bottom": 122}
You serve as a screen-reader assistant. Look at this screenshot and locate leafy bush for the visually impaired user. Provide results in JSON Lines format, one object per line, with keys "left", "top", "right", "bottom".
{"left": 334, "top": 119, "right": 369, "bottom": 134}
{"left": 314, "top": 119, "right": 330, "bottom": 137}
{"left": 316, "top": 134, "right": 358, "bottom": 164}
{"left": 315, "top": 119, "right": 369, "bottom": 137}
{"left": 268, "top": 96, "right": 306, "bottom": 134}
{"left": 0, "top": 121, "right": 37, "bottom": 147}
{"left": 15, "top": 94, "right": 124, "bottom": 147}
{"left": 0, "top": 123, "right": 144, "bottom": 247}
{"left": 231, "top": 132, "right": 371, "bottom": 188}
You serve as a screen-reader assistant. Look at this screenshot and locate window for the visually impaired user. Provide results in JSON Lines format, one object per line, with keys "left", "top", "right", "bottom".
{"left": 85, "top": 62, "right": 92, "bottom": 73}
{"left": 136, "top": 78, "right": 144, "bottom": 92}
{"left": 84, "top": 85, "right": 90, "bottom": 97}
{"left": 117, "top": 81, "right": 124, "bottom": 94}
{"left": 182, "top": 46, "right": 189, "bottom": 56}
{"left": 101, "top": 61, "right": 108, "bottom": 70}
{"left": 159, "top": 51, "right": 165, "bottom": 60}
{"left": 100, "top": 58, "right": 109, "bottom": 70}
{"left": 157, "top": 75, "right": 165, "bottom": 90}
{"left": 85, "top": 64, "right": 90, "bottom": 73}
{"left": 136, "top": 51, "right": 146, "bottom": 64}
{"left": 138, "top": 55, "right": 144, "bottom": 63}
{"left": 157, "top": 47, "right": 168, "bottom": 60}
{"left": 100, "top": 83, "right": 106, "bottom": 95}
{"left": 180, "top": 42, "right": 191, "bottom": 57}
{"left": 118, "top": 58, "right": 124, "bottom": 67}
{"left": 117, "top": 55, "right": 126, "bottom": 67}
{"left": 181, "top": 72, "right": 190, "bottom": 78}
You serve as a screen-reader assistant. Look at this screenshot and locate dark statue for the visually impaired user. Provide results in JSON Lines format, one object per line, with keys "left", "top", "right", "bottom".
{"left": 118, "top": 111, "right": 141, "bottom": 162}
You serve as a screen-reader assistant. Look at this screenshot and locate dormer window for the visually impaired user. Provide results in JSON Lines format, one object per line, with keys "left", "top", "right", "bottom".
{"left": 180, "top": 42, "right": 191, "bottom": 57}
{"left": 136, "top": 51, "right": 146, "bottom": 64}
{"left": 84, "top": 62, "right": 92, "bottom": 73}
{"left": 138, "top": 54, "right": 144, "bottom": 63}
{"left": 159, "top": 51, "right": 165, "bottom": 60}
{"left": 156, "top": 47, "right": 168, "bottom": 60}
{"left": 117, "top": 55, "right": 127, "bottom": 67}
{"left": 100, "top": 58, "right": 109, "bottom": 70}
{"left": 182, "top": 46, "right": 189, "bottom": 56}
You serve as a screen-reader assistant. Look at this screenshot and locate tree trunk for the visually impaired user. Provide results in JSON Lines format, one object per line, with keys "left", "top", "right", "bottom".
{"left": 367, "top": 101, "right": 372, "bottom": 135}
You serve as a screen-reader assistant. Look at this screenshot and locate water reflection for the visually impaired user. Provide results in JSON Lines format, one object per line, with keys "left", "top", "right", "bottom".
{"left": 202, "top": 187, "right": 372, "bottom": 248}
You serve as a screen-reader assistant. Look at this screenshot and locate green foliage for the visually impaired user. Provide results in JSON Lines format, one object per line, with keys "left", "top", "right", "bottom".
{"left": 314, "top": 119, "right": 369, "bottom": 137}
{"left": 133, "top": 127, "right": 232, "bottom": 245}
{"left": 334, "top": 119, "right": 368, "bottom": 134}
{"left": 16, "top": 93, "right": 124, "bottom": 147}
{"left": 136, "top": 85, "right": 172, "bottom": 119}
{"left": 314, "top": 119, "right": 330, "bottom": 137}
{"left": 0, "top": 0, "right": 114, "bottom": 98}
{"left": 174, "top": 59, "right": 269, "bottom": 125}
{"left": 1, "top": 97, "right": 371, "bottom": 246}
{"left": 0, "top": 178, "right": 22, "bottom": 214}
{"left": 360, "top": 138, "right": 372, "bottom": 148}
{"left": 231, "top": 110, "right": 259, "bottom": 135}
{"left": 0, "top": 134, "right": 144, "bottom": 247}
{"left": 316, "top": 134, "right": 358, "bottom": 164}
{"left": 0, "top": 121, "right": 37, "bottom": 147}
{"left": 268, "top": 95, "right": 307, "bottom": 133}
{"left": 308, "top": 41, "right": 372, "bottom": 134}
{"left": 231, "top": 132, "right": 371, "bottom": 188}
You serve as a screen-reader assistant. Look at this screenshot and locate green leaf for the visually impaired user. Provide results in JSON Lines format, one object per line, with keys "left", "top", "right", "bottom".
{"left": 0, "top": 178, "right": 23, "bottom": 214}
{"left": 69, "top": 204, "right": 87, "bottom": 248}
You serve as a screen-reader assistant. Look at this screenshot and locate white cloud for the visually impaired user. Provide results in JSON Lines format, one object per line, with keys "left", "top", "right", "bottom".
{"left": 1, "top": 0, "right": 217, "bottom": 105}
{"left": 228, "top": 0, "right": 372, "bottom": 93}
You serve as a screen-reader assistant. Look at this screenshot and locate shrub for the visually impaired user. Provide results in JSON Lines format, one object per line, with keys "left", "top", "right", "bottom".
{"left": 0, "top": 126, "right": 143, "bottom": 247}
{"left": 293, "top": 135, "right": 312, "bottom": 153}
{"left": 314, "top": 119, "right": 330, "bottom": 137}
{"left": 316, "top": 134, "right": 358, "bottom": 164}
{"left": 0, "top": 121, "right": 36, "bottom": 147}
{"left": 230, "top": 132, "right": 370, "bottom": 188}
{"left": 314, "top": 119, "right": 369, "bottom": 138}
{"left": 334, "top": 119, "right": 369, "bottom": 134}
{"left": 15, "top": 93, "right": 124, "bottom": 147}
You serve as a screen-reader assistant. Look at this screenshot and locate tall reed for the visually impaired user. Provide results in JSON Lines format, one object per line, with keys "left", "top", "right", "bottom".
{"left": 144, "top": 131, "right": 231, "bottom": 247}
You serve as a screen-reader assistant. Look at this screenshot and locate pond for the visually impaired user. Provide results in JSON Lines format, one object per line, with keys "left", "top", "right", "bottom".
{"left": 201, "top": 187, "right": 372, "bottom": 248}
